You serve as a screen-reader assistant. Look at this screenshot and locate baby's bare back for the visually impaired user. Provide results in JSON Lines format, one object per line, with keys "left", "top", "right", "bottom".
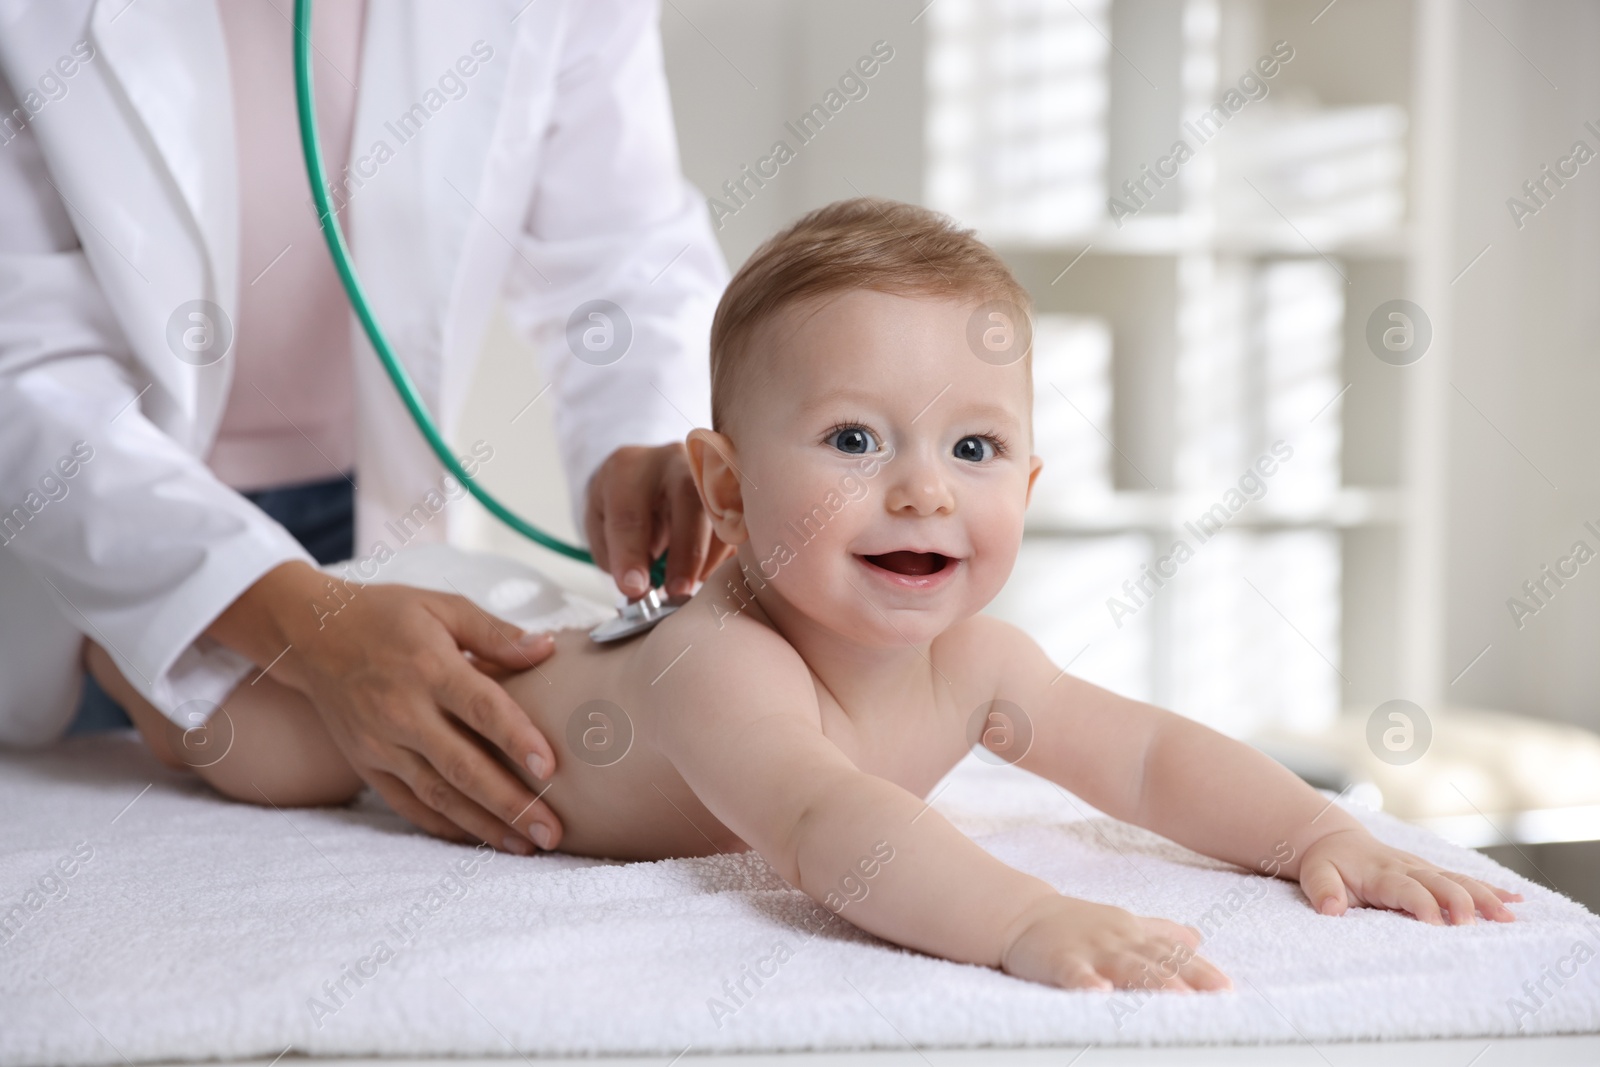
{"left": 497, "top": 594, "right": 981, "bottom": 861}
{"left": 498, "top": 609, "right": 752, "bottom": 860}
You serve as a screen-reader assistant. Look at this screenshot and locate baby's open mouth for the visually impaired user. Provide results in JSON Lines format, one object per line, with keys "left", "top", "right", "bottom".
{"left": 857, "top": 551, "right": 953, "bottom": 576}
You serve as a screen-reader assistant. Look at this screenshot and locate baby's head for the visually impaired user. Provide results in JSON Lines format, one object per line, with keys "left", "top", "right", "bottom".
{"left": 686, "top": 198, "right": 1042, "bottom": 648}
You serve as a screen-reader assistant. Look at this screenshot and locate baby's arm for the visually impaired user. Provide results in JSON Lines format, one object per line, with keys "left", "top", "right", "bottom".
{"left": 650, "top": 628, "right": 1226, "bottom": 991}
{"left": 983, "top": 618, "right": 1522, "bottom": 926}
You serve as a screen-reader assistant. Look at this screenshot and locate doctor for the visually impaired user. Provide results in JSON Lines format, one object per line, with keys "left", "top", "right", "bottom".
{"left": 0, "top": 0, "right": 733, "bottom": 853}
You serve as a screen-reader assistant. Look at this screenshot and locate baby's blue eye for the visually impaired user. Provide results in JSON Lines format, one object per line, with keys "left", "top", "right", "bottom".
{"left": 954, "top": 435, "right": 995, "bottom": 462}
{"left": 830, "top": 426, "right": 878, "bottom": 454}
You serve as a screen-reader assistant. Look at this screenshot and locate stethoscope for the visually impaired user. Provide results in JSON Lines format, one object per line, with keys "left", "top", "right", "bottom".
{"left": 291, "top": 0, "right": 685, "bottom": 643}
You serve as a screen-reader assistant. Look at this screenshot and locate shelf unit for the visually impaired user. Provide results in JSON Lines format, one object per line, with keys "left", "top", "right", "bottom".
{"left": 926, "top": 0, "right": 1446, "bottom": 738}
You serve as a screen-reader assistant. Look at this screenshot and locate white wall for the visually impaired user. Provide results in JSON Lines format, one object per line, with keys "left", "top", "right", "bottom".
{"left": 1439, "top": 0, "right": 1600, "bottom": 730}
{"left": 659, "top": 0, "right": 926, "bottom": 263}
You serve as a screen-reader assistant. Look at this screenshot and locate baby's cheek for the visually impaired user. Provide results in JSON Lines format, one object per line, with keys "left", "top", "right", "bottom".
{"left": 965, "top": 553, "right": 1018, "bottom": 608}
{"left": 729, "top": 527, "right": 834, "bottom": 613}
{"left": 967, "top": 522, "right": 1026, "bottom": 596}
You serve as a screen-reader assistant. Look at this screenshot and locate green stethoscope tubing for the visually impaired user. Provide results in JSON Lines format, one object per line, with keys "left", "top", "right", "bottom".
{"left": 290, "top": 0, "right": 666, "bottom": 589}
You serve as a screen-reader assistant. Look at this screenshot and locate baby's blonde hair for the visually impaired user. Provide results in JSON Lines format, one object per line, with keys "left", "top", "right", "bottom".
{"left": 708, "top": 197, "right": 1033, "bottom": 435}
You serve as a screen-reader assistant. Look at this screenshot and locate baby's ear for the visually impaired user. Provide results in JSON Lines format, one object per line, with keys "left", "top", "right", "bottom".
{"left": 1024, "top": 454, "right": 1044, "bottom": 509}
{"left": 685, "top": 429, "right": 749, "bottom": 545}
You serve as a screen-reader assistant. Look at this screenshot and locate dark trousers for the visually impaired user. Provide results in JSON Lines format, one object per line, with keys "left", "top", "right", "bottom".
{"left": 67, "top": 473, "right": 356, "bottom": 734}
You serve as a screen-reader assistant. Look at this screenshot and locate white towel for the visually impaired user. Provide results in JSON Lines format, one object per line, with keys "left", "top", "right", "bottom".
{"left": 2, "top": 730, "right": 1597, "bottom": 1066}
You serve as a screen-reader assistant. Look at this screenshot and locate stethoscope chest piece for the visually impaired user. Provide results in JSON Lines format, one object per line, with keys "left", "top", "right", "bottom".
{"left": 588, "top": 587, "right": 692, "bottom": 643}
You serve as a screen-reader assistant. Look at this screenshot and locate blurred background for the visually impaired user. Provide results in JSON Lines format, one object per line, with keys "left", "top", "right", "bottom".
{"left": 454, "top": 0, "right": 1600, "bottom": 907}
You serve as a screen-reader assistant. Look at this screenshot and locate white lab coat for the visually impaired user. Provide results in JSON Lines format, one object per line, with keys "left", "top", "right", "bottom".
{"left": 0, "top": 0, "right": 725, "bottom": 745}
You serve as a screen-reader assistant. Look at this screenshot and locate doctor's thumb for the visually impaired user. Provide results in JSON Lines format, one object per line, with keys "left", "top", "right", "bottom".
{"left": 435, "top": 596, "right": 556, "bottom": 668}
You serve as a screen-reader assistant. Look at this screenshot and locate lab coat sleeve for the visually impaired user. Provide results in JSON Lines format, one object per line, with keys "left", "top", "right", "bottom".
{"left": 499, "top": 0, "right": 729, "bottom": 542}
{"left": 0, "top": 81, "right": 315, "bottom": 735}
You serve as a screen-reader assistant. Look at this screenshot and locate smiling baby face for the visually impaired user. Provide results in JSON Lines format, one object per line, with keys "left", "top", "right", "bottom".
{"left": 686, "top": 198, "right": 1042, "bottom": 648}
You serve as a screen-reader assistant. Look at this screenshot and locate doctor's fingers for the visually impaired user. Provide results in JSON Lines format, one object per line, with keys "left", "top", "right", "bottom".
{"left": 429, "top": 638, "right": 559, "bottom": 782}
{"left": 661, "top": 475, "right": 716, "bottom": 597}
{"left": 413, "top": 690, "right": 561, "bottom": 848}
{"left": 364, "top": 767, "right": 478, "bottom": 846}
{"left": 388, "top": 732, "right": 547, "bottom": 855}
{"left": 425, "top": 596, "right": 559, "bottom": 775}
{"left": 585, "top": 446, "right": 667, "bottom": 598}
{"left": 428, "top": 593, "right": 557, "bottom": 673}
{"left": 370, "top": 763, "right": 539, "bottom": 857}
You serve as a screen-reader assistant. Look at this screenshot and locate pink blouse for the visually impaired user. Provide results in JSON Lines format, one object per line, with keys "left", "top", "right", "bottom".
{"left": 207, "top": 0, "right": 367, "bottom": 492}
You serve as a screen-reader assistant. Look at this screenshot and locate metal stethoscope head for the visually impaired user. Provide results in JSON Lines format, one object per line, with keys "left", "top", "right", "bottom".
{"left": 588, "top": 586, "right": 693, "bottom": 643}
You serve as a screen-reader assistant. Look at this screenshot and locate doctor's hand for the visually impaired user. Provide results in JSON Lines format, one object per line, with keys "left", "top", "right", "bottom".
{"left": 584, "top": 442, "right": 735, "bottom": 601}
{"left": 207, "top": 560, "right": 563, "bottom": 853}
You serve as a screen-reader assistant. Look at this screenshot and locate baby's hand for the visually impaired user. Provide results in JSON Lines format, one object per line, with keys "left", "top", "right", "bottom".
{"left": 1296, "top": 827, "right": 1524, "bottom": 925}
{"left": 1000, "top": 895, "right": 1233, "bottom": 993}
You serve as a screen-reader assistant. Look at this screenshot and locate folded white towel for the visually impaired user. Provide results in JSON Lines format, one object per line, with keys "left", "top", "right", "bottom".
{"left": 1, "top": 731, "right": 1596, "bottom": 1066}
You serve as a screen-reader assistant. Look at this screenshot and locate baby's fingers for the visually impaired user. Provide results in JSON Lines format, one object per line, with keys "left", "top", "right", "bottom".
{"left": 1055, "top": 961, "right": 1114, "bottom": 992}
{"left": 1141, "top": 917, "right": 1203, "bottom": 950}
{"left": 1105, "top": 945, "right": 1196, "bottom": 993}
{"left": 1171, "top": 948, "right": 1233, "bottom": 991}
{"left": 1443, "top": 872, "right": 1519, "bottom": 921}
{"left": 1414, "top": 870, "right": 1478, "bottom": 925}
{"left": 1132, "top": 940, "right": 1228, "bottom": 998}
{"left": 1298, "top": 856, "right": 1350, "bottom": 916}
{"left": 1371, "top": 870, "right": 1446, "bottom": 925}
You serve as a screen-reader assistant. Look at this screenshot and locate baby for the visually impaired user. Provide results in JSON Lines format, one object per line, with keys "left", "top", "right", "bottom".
{"left": 93, "top": 198, "right": 1521, "bottom": 994}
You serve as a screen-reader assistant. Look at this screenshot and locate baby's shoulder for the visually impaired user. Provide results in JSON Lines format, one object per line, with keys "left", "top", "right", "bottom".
{"left": 929, "top": 613, "right": 1052, "bottom": 706}
{"left": 931, "top": 612, "right": 1032, "bottom": 676}
{"left": 628, "top": 591, "right": 815, "bottom": 704}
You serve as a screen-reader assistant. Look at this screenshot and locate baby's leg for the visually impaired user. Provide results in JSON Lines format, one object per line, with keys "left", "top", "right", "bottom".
{"left": 83, "top": 640, "right": 363, "bottom": 808}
